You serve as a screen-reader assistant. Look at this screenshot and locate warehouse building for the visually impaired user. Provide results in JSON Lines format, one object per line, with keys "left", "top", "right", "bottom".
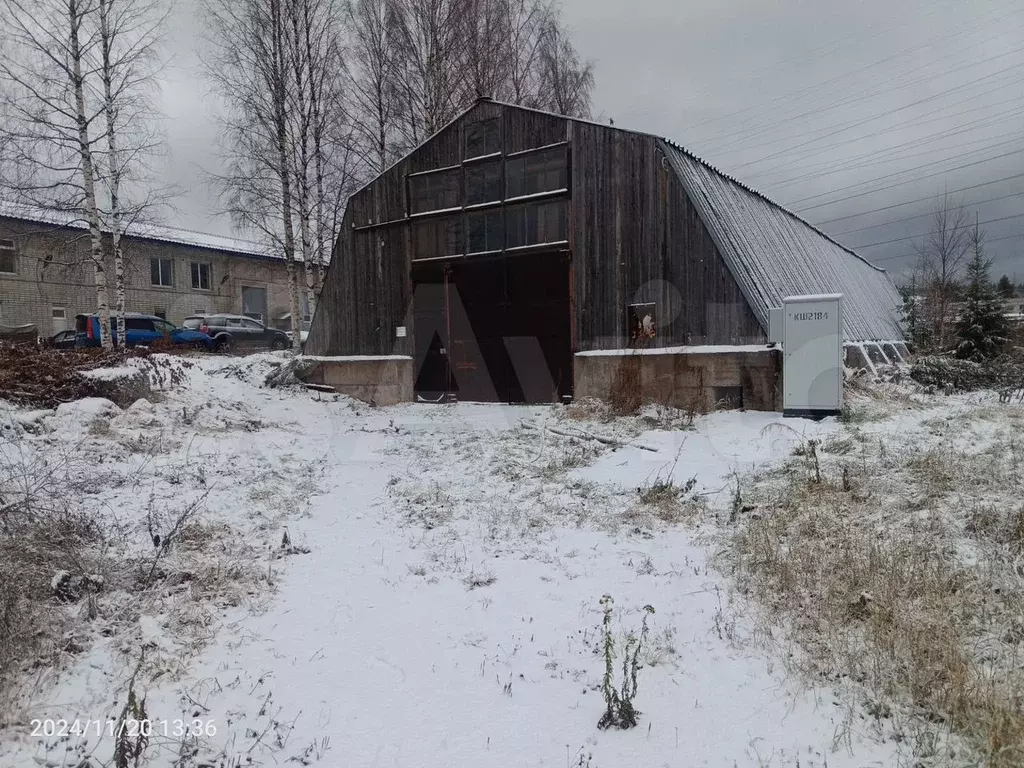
{"left": 0, "top": 207, "right": 308, "bottom": 337}
{"left": 305, "top": 98, "right": 904, "bottom": 409}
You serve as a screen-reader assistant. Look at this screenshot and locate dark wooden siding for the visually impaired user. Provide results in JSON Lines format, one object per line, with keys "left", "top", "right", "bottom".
{"left": 308, "top": 101, "right": 569, "bottom": 356}
{"left": 569, "top": 122, "right": 764, "bottom": 350}
{"left": 308, "top": 100, "right": 763, "bottom": 357}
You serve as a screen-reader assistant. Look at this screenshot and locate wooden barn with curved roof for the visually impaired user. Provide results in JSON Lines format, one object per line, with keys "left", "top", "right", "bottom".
{"left": 306, "top": 98, "right": 903, "bottom": 408}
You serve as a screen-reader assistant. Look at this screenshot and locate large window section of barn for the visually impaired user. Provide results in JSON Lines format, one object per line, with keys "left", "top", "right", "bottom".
{"left": 467, "top": 210, "right": 504, "bottom": 253}
{"left": 505, "top": 199, "right": 568, "bottom": 249}
{"left": 413, "top": 215, "right": 465, "bottom": 260}
{"left": 465, "top": 118, "right": 500, "bottom": 159}
{"left": 408, "top": 167, "right": 462, "bottom": 214}
{"left": 465, "top": 160, "right": 502, "bottom": 206}
{"left": 506, "top": 146, "right": 567, "bottom": 200}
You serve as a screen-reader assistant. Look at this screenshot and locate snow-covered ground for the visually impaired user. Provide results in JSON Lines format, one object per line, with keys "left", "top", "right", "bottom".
{"left": 2, "top": 357, "right": 909, "bottom": 767}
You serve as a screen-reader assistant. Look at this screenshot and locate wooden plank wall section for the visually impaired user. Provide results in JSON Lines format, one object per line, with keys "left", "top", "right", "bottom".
{"left": 569, "top": 121, "right": 764, "bottom": 350}
{"left": 307, "top": 101, "right": 570, "bottom": 356}
{"left": 306, "top": 101, "right": 763, "bottom": 358}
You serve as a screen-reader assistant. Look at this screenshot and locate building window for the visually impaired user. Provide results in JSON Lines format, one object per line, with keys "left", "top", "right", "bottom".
{"left": 506, "top": 147, "right": 567, "bottom": 199}
{"left": 154, "top": 308, "right": 167, "bottom": 319}
{"left": 467, "top": 210, "right": 503, "bottom": 253}
{"left": 505, "top": 199, "right": 568, "bottom": 248}
{"left": 190, "top": 262, "right": 211, "bottom": 290}
{"left": 465, "top": 118, "right": 500, "bottom": 159}
{"left": 150, "top": 257, "right": 173, "bottom": 287}
{"left": 0, "top": 239, "right": 16, "bottom": 273}
{"left": 51, "top": 307, "right": 67, "bottom": 334}
{"left": 409, "top": 167, "right": 461, "bottom": 214}
{"left": 412, "top": 215, "right": 464, "bottom": 260}
{"left": 465, "top": 160, "right": 502, "bottom": 206}
{"left": 627, "top": 303, "right": 657, "bottom": 345}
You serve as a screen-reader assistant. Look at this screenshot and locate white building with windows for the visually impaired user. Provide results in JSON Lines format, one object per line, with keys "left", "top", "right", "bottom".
{"left": 0, "top": 209, "right": 311, "bottom": 339}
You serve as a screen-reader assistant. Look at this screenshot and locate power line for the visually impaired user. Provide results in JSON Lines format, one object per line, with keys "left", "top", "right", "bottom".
{"left": 815, "top": 176, "right": 1024, "bottom": 226}
{"left": 683, "top": 0, "right": 995, "bottom": 136}
{"left": 755, "top": 115, "right": 1024, "bottom": 191}
{"left": 791, "top": 156, "right": 1024, "bottom": 213}
{"left": 744, "top": 94, "right": 1024, "bottom": 185}
{"left": 830, "top": 190, "right": 1024, "bottom": 236}
{"left": 852, "top": 212, "right": 1024, "bottom": 249}
{"left": 730, "top": 62, "right": 1024, "bottom": 175}
{"left": 703, "top": 32, "right": 1024, "bottom": 156}
{"left": 784, "top": 137, "right": 1024, "bottom": 208}
{"left": 872, "top": 230, "right": 1024, "bottom": 265}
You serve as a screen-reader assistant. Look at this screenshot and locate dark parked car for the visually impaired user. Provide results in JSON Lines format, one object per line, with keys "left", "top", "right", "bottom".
{"left": 182, "top": 314, "right": 290, "bottom": 353}
{"left": 75, "top": 313, "right": 214, "bottom": 350}
{"left": 49, "top": 329, "right": 78, "bottom": 349}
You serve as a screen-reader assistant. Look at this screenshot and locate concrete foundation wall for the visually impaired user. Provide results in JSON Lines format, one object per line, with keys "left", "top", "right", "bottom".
{"left": 574, "top": 348, "right": 781, "bottom": 412}
{"left": 301, "top": 356, "right": 413, "bottom": 406}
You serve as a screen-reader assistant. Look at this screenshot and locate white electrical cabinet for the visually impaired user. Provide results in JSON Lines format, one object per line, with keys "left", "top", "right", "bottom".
{"left": 781, "top": 294, "right": 843, "bottom": 418}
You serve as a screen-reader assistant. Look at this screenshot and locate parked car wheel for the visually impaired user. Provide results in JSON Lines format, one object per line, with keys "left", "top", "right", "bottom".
{"left": 271, "top": 337, "right": 288, "bottom": 351}
{"left": 215, "top": 336, "right": 234, "bottom": 353}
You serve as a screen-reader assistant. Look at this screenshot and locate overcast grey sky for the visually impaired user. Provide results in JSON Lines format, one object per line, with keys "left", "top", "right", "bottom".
{"left": 157, "top": 0, "right": 1024, "bottom": 281}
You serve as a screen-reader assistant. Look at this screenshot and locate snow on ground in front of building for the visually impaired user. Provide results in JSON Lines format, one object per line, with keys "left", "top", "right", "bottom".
{"left": 2, "top": 357, "right": 905, "bottom": 768}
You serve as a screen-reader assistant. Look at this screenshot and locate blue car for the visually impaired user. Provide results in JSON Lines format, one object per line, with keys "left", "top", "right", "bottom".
{"left": 75, "top": 313, "right": 214, "bottom": 350}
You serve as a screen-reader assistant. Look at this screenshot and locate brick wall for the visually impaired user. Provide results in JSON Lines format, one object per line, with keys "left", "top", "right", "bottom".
{"left": 0, "top": 216, "right": 303, "bottom": 335}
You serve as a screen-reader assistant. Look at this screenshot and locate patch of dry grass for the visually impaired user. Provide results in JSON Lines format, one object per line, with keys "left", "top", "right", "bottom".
{"left": 726, "top": 410, "right": 1024, "bottom": 766}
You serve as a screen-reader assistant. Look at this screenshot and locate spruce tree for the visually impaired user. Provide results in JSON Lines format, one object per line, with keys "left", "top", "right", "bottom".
{"left": 997, "top": 274, "right": 1015, "bottom": 299}
{"left": 955, "top": 225, "right": 1009, "bottom": 361}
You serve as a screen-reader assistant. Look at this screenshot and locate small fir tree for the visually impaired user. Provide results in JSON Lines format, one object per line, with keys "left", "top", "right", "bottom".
{"left": 955, "top": 225, "right": 1009, "bottom": 361}
{"left": 997, "top": 274, "right": 1015, "bottom": 299}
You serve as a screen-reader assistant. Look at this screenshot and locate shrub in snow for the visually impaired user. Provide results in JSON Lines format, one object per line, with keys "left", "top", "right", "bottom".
{"left": 597, "top": 595, "right": 655, "bottom": 730}
{"left": 909, "top": 356, "right": 989, "bottom": 392}
{"left": 51, "top": 570, "right": 105, "bottom": 602}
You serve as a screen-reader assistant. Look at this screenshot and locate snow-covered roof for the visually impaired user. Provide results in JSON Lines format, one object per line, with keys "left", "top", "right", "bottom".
{"left": 0, "top": 200, "right": 281, "bottom": 260}
{"left": 660, "top": 142, "right": 904, "bottom": 343}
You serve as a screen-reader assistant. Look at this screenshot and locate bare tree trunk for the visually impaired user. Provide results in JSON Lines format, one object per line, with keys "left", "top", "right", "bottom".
{"left": 288, "top": 0, "right": 314, "bottom": 341}
{"left": 536, "top": 13, "right": 594, "bottom": 118}
{"left": 915, "top": 191, "right": 971, "bottom": 351}
{"left": 270, "top": 0, "right": 302, "bottom": 350}
{"left": 69, "top": 0, "right": 113, "bottom": 348}
{"left": 99, "top": 0, "right": 125, "bottom": 347}
{"left": 346, "top": 0, "right": 399, "bottom": 175}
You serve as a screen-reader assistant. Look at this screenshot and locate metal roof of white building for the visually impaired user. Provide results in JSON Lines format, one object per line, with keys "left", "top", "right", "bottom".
{"left": 661, "top": 141, "right": 904, "bottom": 342}
{"left": 0, "top": 201, "right": 281, "bottom": 260}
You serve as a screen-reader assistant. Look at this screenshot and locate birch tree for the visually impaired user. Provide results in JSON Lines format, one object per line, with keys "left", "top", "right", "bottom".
{"left": 535, "top": 11, "right": 593, "bottom": 118}
{"left": 501, "top": 0, "right": 546, "bottom": 107}
{"left": 915, "top": 192, "right": 971, "bottom": 351}
{"left": 0, "top": 0, "right": 113, "bottom": 347}
{"left": 345, "top": 0, "right": 400, "bottom": 174}
{"left": 96, "top": 0, "right": 167, "bottom": 346}
{"left": 389, "top": 0, "right": 465, "bottom": 148}
{"left": 202, "top": 0, "right": 305, "bottom": 352}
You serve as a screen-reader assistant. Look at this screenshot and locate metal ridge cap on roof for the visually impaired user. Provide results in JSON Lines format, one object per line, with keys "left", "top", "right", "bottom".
{"left": 658, "top": 138, "right": 890, "bottom": 275}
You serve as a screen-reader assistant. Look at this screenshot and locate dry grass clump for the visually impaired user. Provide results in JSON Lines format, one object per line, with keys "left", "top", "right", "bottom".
{"left": 727, "top": 418, "right": 1024, "bottom": 766}
{"left": 0, "top": 442, "right": 111, "bottom": 716}
{"left": 629, "top": 471, "right": 703, "bottom": 526}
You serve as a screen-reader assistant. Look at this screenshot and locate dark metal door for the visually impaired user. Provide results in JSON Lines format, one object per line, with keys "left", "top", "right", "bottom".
{"left": 412, "top": 253, "right": 572, "bottom": 404}
{"left": 411, "top": 263, "right": 451, "bottom": 401}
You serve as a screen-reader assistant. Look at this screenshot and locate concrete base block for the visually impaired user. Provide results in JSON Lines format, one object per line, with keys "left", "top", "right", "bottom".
{"left": 574, "top": 348, "right": 781, "bottom": 412}
{"left": 299, "top": 356, "right": 413, "bottom": 406}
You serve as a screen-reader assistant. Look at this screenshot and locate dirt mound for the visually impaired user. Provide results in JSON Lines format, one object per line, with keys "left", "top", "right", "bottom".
{"left": 0, "top": 344, "right": 187, "bottom": 409}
